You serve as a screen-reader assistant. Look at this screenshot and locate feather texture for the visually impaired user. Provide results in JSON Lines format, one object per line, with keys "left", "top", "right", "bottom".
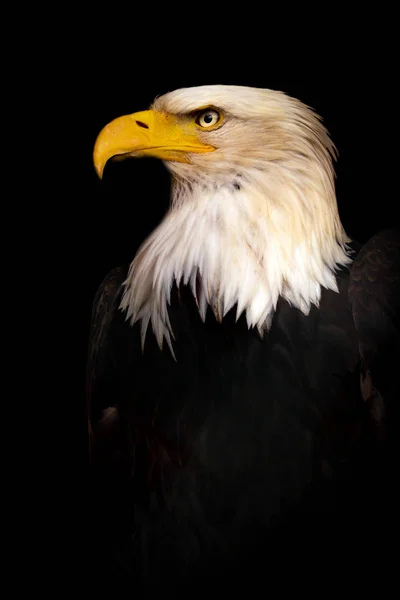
{"left": 120, "top": 86, "right": 351, "bottom": 355}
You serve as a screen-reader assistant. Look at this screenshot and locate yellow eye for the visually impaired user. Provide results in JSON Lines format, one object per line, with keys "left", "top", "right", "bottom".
{"left": 196, "top": 109, "right": 222, "bottom": 129}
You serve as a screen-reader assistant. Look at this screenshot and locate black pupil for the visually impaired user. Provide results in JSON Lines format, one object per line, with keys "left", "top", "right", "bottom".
{"left": 204, "top": 113, "right": 214, "bottom": 124}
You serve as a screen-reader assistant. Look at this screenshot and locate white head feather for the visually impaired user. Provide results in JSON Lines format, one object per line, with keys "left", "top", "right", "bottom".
{"left": 119, "top": 85, "right": 351, "bottom": 358}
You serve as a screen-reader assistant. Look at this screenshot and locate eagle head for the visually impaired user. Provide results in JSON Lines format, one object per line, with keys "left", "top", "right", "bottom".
{"left": 93, "top": 85, "right": 351, "bottom": 357}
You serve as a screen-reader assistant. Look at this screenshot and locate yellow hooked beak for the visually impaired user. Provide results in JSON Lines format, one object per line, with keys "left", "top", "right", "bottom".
{"left": 93, "top": 109, "right": 216, "bottom": 179}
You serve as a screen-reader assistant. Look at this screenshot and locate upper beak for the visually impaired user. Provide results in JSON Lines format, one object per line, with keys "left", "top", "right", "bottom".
{"left": 93, "top": 109, "right": 215, "bottom": 179}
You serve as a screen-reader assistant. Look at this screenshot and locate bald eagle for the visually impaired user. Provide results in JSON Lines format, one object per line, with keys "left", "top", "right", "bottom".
{"left": 87, "top": 86, "right": 399, "bottom": 590}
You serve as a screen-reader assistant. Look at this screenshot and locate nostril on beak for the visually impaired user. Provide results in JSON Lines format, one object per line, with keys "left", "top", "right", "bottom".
{"left": 136, "top": 120, "right": 149, "bottom": 129}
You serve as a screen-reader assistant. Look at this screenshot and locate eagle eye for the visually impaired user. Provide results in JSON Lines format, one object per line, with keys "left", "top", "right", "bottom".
{"left": 196, "top": 109, "right": 222, "bottom": 129}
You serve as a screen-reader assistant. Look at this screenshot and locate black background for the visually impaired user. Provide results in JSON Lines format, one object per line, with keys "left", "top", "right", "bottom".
{"left": 34, "top": 14, "right": 398, "bottom": 585}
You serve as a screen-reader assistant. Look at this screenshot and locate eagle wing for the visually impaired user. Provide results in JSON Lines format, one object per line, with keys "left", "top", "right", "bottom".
{"left": 86, "top": 265, "right": 128, "bottom": 464}
{"left": 349, "top": 228, "right": 400, "bottom": 435}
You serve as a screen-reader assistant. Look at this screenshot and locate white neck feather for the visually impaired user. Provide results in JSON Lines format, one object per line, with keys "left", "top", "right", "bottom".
{"left": 120, "top": 165, "right": 351, "bottom": 358}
